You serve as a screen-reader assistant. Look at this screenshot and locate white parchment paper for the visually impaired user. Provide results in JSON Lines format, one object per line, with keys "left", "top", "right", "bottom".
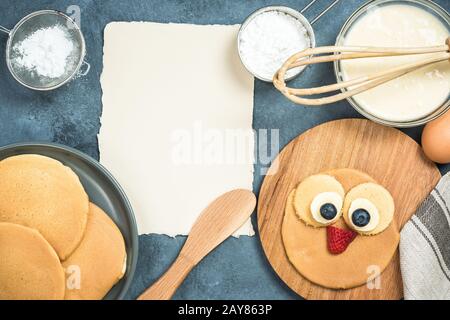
{"left": 99, "top": 22, "right": 255, "bottom": 236}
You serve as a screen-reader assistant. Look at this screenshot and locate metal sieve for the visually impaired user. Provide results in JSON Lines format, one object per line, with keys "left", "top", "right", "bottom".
{"left": 0, "top": 10, "right": 90, "bottom": 91}
{"left": 238, "top": 0, "right": 341, "bottom": 82}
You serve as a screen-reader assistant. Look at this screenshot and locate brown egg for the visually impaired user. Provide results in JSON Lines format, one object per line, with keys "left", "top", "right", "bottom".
{"left": 422, "top": 110, "right": 450, "bottom": 164}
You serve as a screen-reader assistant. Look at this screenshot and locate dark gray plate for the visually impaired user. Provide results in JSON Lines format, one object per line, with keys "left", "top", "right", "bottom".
{"left": 0, "top": 142, "right": 138, "bottom": 300}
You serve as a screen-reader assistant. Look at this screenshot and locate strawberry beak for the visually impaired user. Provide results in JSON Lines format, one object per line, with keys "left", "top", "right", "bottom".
{"left": 326, "top": 225, "right": 357, "bottom": 255}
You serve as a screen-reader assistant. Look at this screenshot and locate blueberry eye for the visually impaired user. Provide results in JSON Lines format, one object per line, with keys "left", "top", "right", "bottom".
{"left": 320, "top": 203, "right": 337, "bottom": 220}
{"left": 352, "top": 209, "right": 371, "bottom": 227}
{"left": 310, "top": 191, "right": 343, "bottom": 225}
{"left": 347, "top": 198, "right": 380, "bottom": 233}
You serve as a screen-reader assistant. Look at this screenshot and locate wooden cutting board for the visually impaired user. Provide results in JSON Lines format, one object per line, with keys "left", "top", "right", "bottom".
{"left": 257, "top": 119, "right": 441, "bottom": 300}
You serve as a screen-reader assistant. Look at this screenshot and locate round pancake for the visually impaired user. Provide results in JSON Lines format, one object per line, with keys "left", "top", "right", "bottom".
{"left": 0, "top": 223, "right": 65, "bottom": 300}
{"left": 282, "top": 168, "right": 399, "bottom": 289}
{"left": 294, "top": 174, "right": 345, "bottom": 227}
{"left": 0, "top": 154, "right": 89, "bottom": 260}
{"left": 343, "top": 182, "right": 395, "bottom": 235}
{"left": 63, "top": 203, "right": 127, "bottom": 300}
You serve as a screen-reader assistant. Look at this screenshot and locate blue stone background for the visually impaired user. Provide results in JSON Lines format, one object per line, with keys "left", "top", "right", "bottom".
{"left": 0, "top": 0, "right": 449, "bottom": 299}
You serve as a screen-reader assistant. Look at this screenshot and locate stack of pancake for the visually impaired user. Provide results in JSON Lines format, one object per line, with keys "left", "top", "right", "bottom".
{"left": 0, "top": 155, "right": 127, "bottom": 300}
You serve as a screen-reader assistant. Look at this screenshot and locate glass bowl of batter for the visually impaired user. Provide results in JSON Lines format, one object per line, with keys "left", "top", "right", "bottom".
{"left": 334, "top": 0, "right": 450, "bottom": 127}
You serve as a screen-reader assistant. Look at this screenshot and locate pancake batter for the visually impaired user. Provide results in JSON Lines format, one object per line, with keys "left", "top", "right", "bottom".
{"left": 340, "top": 3, "right": 450, "bottom": 122}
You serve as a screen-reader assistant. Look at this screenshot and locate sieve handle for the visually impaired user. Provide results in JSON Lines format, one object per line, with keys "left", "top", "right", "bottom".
{"left": 78, "top": 60, "right": 91, "bottom": 77}
{"left": 301, "top": 0, "right": 341, "bottom": 25}
{"left": 0, "top": 25, "right": 10, "bottom": 34}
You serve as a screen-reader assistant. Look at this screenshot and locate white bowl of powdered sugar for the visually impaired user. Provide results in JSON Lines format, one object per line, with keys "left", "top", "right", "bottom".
{"left": 1, "top": 10, "right": 87, "bottom": 91}
{"left": 238, "top": 6, "right": 315, "bottom": 82}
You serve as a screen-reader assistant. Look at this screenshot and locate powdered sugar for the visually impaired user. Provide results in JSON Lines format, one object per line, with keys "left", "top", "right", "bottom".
{"left": 239, "top": 10, "right": 311, "bottom": 80}
{"left": 12, "top": 25, "right": 75, "bottom": 79}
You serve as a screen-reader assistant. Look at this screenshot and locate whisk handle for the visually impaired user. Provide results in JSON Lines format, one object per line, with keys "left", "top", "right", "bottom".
{"left": 447, "top": 37, "right": 450, "bottom": 59}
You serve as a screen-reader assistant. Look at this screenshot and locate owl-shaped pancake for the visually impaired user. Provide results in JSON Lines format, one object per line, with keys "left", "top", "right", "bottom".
{"left": 282, "top": 168, "right": 399, "bottom": 289}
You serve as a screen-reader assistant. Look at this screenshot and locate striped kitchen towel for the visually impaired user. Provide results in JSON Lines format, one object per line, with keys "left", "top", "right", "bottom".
{"left": 400, "top": 172, "right": 450, "bottom": 300}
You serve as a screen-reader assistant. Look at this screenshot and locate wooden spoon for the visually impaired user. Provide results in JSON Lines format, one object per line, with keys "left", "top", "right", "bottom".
{"left": 138, "top": 189, "right": 257, "bottom": 300}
